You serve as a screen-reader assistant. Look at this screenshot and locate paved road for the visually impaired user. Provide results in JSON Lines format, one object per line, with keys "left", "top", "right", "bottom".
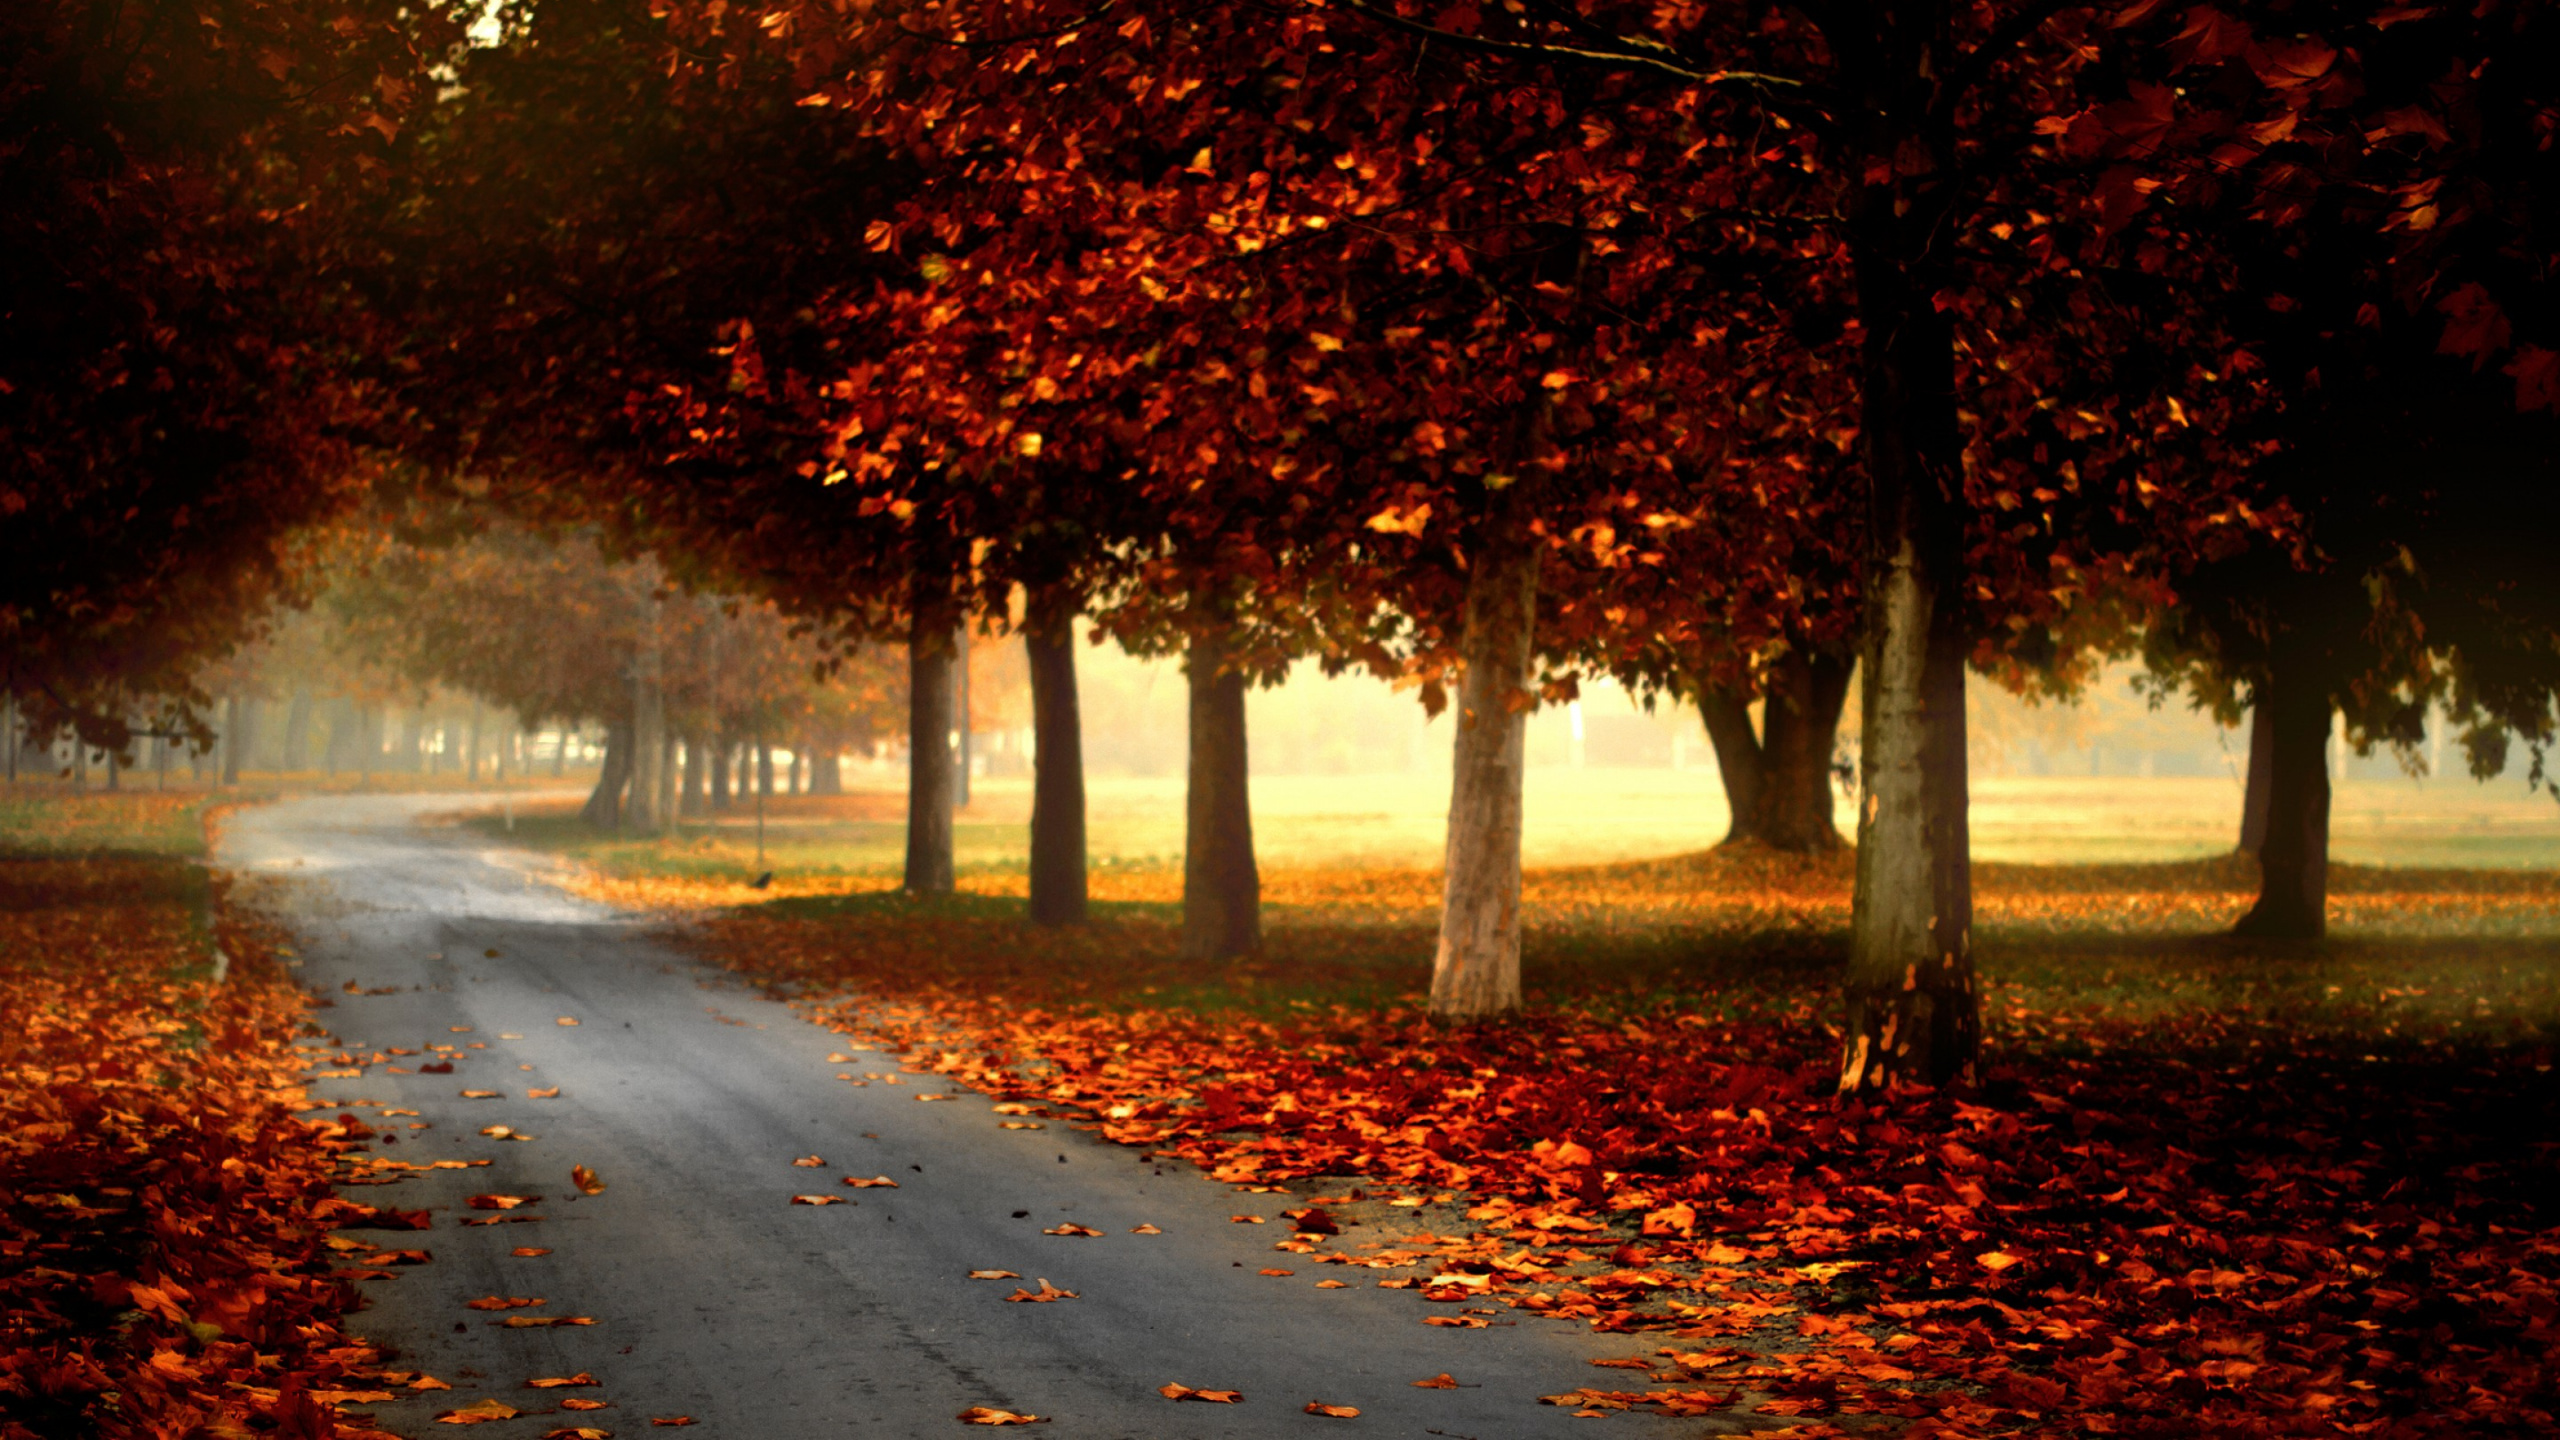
{"left": 223, "top": 794, "right": 1712, "bottom": 1438}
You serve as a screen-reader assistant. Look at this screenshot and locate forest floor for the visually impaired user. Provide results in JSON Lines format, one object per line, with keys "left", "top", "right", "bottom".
{"left": 0, "top": 789, "right": 408, "bottom": 1439}
{"left": 464, "top": 786, "right": 2560, "bottom": 1437}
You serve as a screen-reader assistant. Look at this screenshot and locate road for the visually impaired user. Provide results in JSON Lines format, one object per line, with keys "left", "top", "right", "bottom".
{"left": 220, "top": 794, "right": 1718, "bottom": 1438}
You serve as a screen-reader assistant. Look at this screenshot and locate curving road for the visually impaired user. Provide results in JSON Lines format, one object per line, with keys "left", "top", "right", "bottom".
{"left": 222, "top": 794, "right": 1713, "bottom": 1438}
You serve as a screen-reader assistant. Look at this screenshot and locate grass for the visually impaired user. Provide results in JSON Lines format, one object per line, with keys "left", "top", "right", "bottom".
{"left": 460, "top": 777, "right": 2560, "bottom": 1061}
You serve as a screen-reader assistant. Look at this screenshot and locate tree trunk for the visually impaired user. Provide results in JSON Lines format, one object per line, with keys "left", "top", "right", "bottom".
{"left": 788, "top": 746, "right": 805, "bottom": 795}
{"left": 906, "top": 567, "right": 958, "bottom": 895}
{"left": 710, "top": 739, "right": 733, "bottom": 809}
{"left": 626, "top": 686, "right": 662, "bottom": 834}
{"left": 1758, "top": 651, "right": 1851, "bottom": 851}
{"left": 581, "top": 718, "right": 631, "bottom": 830}
{"left": 756, "top": 740, "right": 774, "bottom": 798}
{"left": 221, "top": 694, "right": 245, "bottom": 785}
{"left": 551, "top": 728, "right": 568, "bottom": 777}
{"left": 1430, "top": 492, "right": 1540, "bottom": 1021}
{"left": 1182, "top": 622, "right": 1260, "bottom": 959}
{"left": 466, "top": 701, "right": 485, "bottom": 783}
{"left": 811, "top": 749, "right": 843, "bottom": 795}
{"left": 282, "top": 688, "right": 313, "bottom": 772}
{"left": 656, "top": 729, "right": 679, "bottom": 830}
{"left": 682, "top": 733, "right": 709, "bottom": 817}
{"left": 1696, "top": 685, "right": 1765, "bottom": 845}
{"left": 1839, "top": 247, "right": 1979, "bottom": 1094}
{"left": 2238, "top": 701, "right": 2274, "bottom": 854}
{"left": 956, "top": 625, "right": 974, "bottom": 809}
{"left": 2234, "top": 653, "right": 2331, "bottom": 938}
{"left": 1025, "top": 586, "right": 1089, "bottom": 926}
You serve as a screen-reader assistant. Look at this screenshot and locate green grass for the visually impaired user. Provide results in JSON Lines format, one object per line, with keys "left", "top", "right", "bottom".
{"left": 0, "top": 786, "right": 214, "bottom": 858}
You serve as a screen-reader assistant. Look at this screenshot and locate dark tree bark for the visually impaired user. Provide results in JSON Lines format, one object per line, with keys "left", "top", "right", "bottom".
{"left": 581, "top": 718, "right": 632, "bottom": 830}
{"left": 1839, "top": 214, "right": 1979, "bottom": 1094}
{"left": 1696, "top": 686, "right": 1765, "bottom": 844}
{"left": 710, "top": 739, "right": 732, "bottom": 809}
{"left": 1025, "top": 585, "right": 1088, "bottom": 926}
{"left": 2238, "top": 702, "right": 2274, "bottom": 854}
{"left": 755, "top": 740, "right": 774, "bottom": 798}
{"left": 1431, "top": 488, "right": 1539, "bottom": 1021}
{"left": 2235, "top": 651, "right": 2332, "bottom": 938}
{"left": 1182, "top": 621, "right": 1259, "bottom": 959}
{"left": 1701, "top": 652, "right": 1853, "bottom": 852}
{"left": 905, "top": 564, "right": 958, "bottom": 896}
{"left": 681, "top": 733, "right": 708, "bottom": 817}
{"left": 810, "top": 749, "right": 844, "bottom": 794}
{"left": 1759, "top": 652, "right": 1851, "bottom": 851}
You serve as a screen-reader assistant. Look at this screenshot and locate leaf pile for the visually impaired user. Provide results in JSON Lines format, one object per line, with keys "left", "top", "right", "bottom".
{"left": 0, "top": 853, "right": 391, "bottom": 1440}
{"left": 683, "top": 852, "right": 2560, "bottom": 1436}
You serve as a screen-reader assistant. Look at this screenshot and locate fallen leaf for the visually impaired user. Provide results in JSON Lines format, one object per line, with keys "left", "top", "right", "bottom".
{"left": 843, "top": 1175, "right": 900, "bottom": 1188}
{"left": 460, "top": 1089, "right": 502, "bottom": 1099}
{"left": 1315, "top": 1279, "right": 1349, "bottom": 1289}
{"left": 826, "top": 1052, "right": 857, "bottom": 1062}
{"left": 572, "top": 1165, "right": 606, "bottom": 1195}
{"left": 649, "top": 1418, "right": 693, "bottom": 1427}
{"left": 527, "top": 1374, "right": 598, "bottom": 1389}
{"left": 955, "top": 1407, "right": 1045, "bottom": 1426}
{"left": 1259, "top": 1268, "right": 1295, "bottom": 1276}
{"left": 467, "top": 1194, "right": 537, "bottom": 1210}
{"left": 497, "top": 1316, "right": 594, "bottom": 1328}
{"left": 413, "top": 1376, "right": 455, "bottom": 1391}
{"left": 557, "top": 1017, "right": 580, "bottom": 1026}
{"left": 543, "top": 1430, "right": 611, "bottom": 1440}
{"left": 1160, "top": 1383, "right": 1243, "bottom": 1403}
{"left": 1304, "top": 1401, "right": 1360, "bottom": 1418}
{"left": 560, "top": 1398, "right": 610, "bottom": 1411}
{"left": 1130, "top": 1224, "right": 1162, "bottom": 1235}
{"left": 1412, "top": 1374, "right": 1460, "bottom": 1389}
{"left": 465, "top": 1295, "right": 546, "bottom": 1310}
{"left": 528, "top": 1087, "right": 561, "bottom": 1098}
{"left": 1004, "top": 1278, "right": 1078, "bottom": 1303}
{"left": 1423, "top": 1316, "right": 1488, "bottom": 1328}
{"left": 791, "top": 1194, "right": 847, "bottom": 1205}
{"left": 1978, "top": 1251, "right": 2022, "bottom": 1272}
{"left": 792, "top": 1155, "right": 826, "bottom": 1167}
{"left": 917, "top": 1093, "right": 954, "bottom": 1101}
{"left": 999, "top": 1121, "right": 1045, "bottom": 1130}
{"left": 1042, "top": 1223, "right": 1101, "bottom": 1237}
{"left": 481, "top": 1125, "right": 516, "bottom": 1138}
{"left": 436, "top": 1399, "right": 520, "bottom": 1425}
{"left": 968, "top": 1270, "right": 1021, "bottom": 1280}
{"left": 992, "top": 1103, "right": 1040, "bottom": 1115}
{"left": 513, "top": 1247, "right": 552, "bottom": 1257}
{"left": 1230, "top": 1215, "right": 1265, "bottom": 1224}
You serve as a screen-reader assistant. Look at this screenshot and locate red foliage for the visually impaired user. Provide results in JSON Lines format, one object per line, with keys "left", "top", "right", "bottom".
{"left": 0, "top": 858, "right": 396, "bottom": 1440}
{"left": 701, "top": 900, "right": 2560, "bottom": 1435}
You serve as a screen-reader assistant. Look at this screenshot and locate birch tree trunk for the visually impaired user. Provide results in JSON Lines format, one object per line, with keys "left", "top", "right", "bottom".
{"left": 1182, "top": 622, "right": 1260, "bottom": 959}
{"left": 1025, "top": 585, "right": 1088, "bottom": 926}
{"left": 1839, "top": 244, "right": 1979, "bottom": 1094}
{"left": 1430, "top": 494, "right": 1540, "bottom": 1022}
{"left": 905, "top": 566, "right": 958, "bottom": 896}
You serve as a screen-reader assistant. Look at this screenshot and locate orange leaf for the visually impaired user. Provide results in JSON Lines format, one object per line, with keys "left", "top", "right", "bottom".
{"left": 1160, "top": 1383, "right": 1243, "bottom": 1403}
{"left": 527, "top": 1374, "right": 598, "bottom": 1389}
{"left": 1042, "top": 1223, "right": 1101, "bottom": 1236}
{"left": 528, "top": 1087, "right": 562, "bottom": 1098}
{"left": 968, "top": 1270, "right": 1021, "bottom": 1280}
{"left": 1304, "top": 1401, "right": 1361, "bottom": 1418}
{"left": 1412, "top": 1374, "right": 1460, "bottom": 1389}
{"left": 466, "top": 1195, "right": 535, "bottom": 1210}
{"left": 791, "top": 1194, "right": 846, "bottom": 1205}
{"left": 560, "top": 1399, "right": 610, "bottom": 1411}
{"left": 842, "top": 1175, "right": 900, "bottom": 1188}
{"left": 955, "top": 1407, "right": 1046, "bottom": 1425}
{"left": 792, "top": 1155, "right": 826, "bottom": 1167}
{"left": 1258, "top": 1268, "right": 1295, "bottom": 1276}
{"left": 512, "top": 1247, "right": 551, "bottom": 1257}
{"left": 650, "top": 1418, "right": 694, "bottom": 1427}
{"left": 1004, "top": 1278, "right": 1078, "bottom": 1303}
{"left": 464, "top": 1295, "right": 545, "bottom": 1310}
{"left": 436, "top": 1399, "right": 520, "bottom": 1425}
{"left": 460, "top": 1089, "right": 501, "bottom": 1099}
{"left": 545, "top": 1430, "right": 612, "bottom": 1439}
{"left": 496, "top": 1316, "right": 593, "bottom": 1328}
{"left": 557, "top": 1017, "right": 581, "bottom": 1026}
{"left": 1130, "top": 1224, "right": 1162, "bottom": 1235}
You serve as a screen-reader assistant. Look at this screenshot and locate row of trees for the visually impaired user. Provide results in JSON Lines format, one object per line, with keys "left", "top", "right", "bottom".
{"left": 11, "top": 0, "right": 2556, "bottom": 1091}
